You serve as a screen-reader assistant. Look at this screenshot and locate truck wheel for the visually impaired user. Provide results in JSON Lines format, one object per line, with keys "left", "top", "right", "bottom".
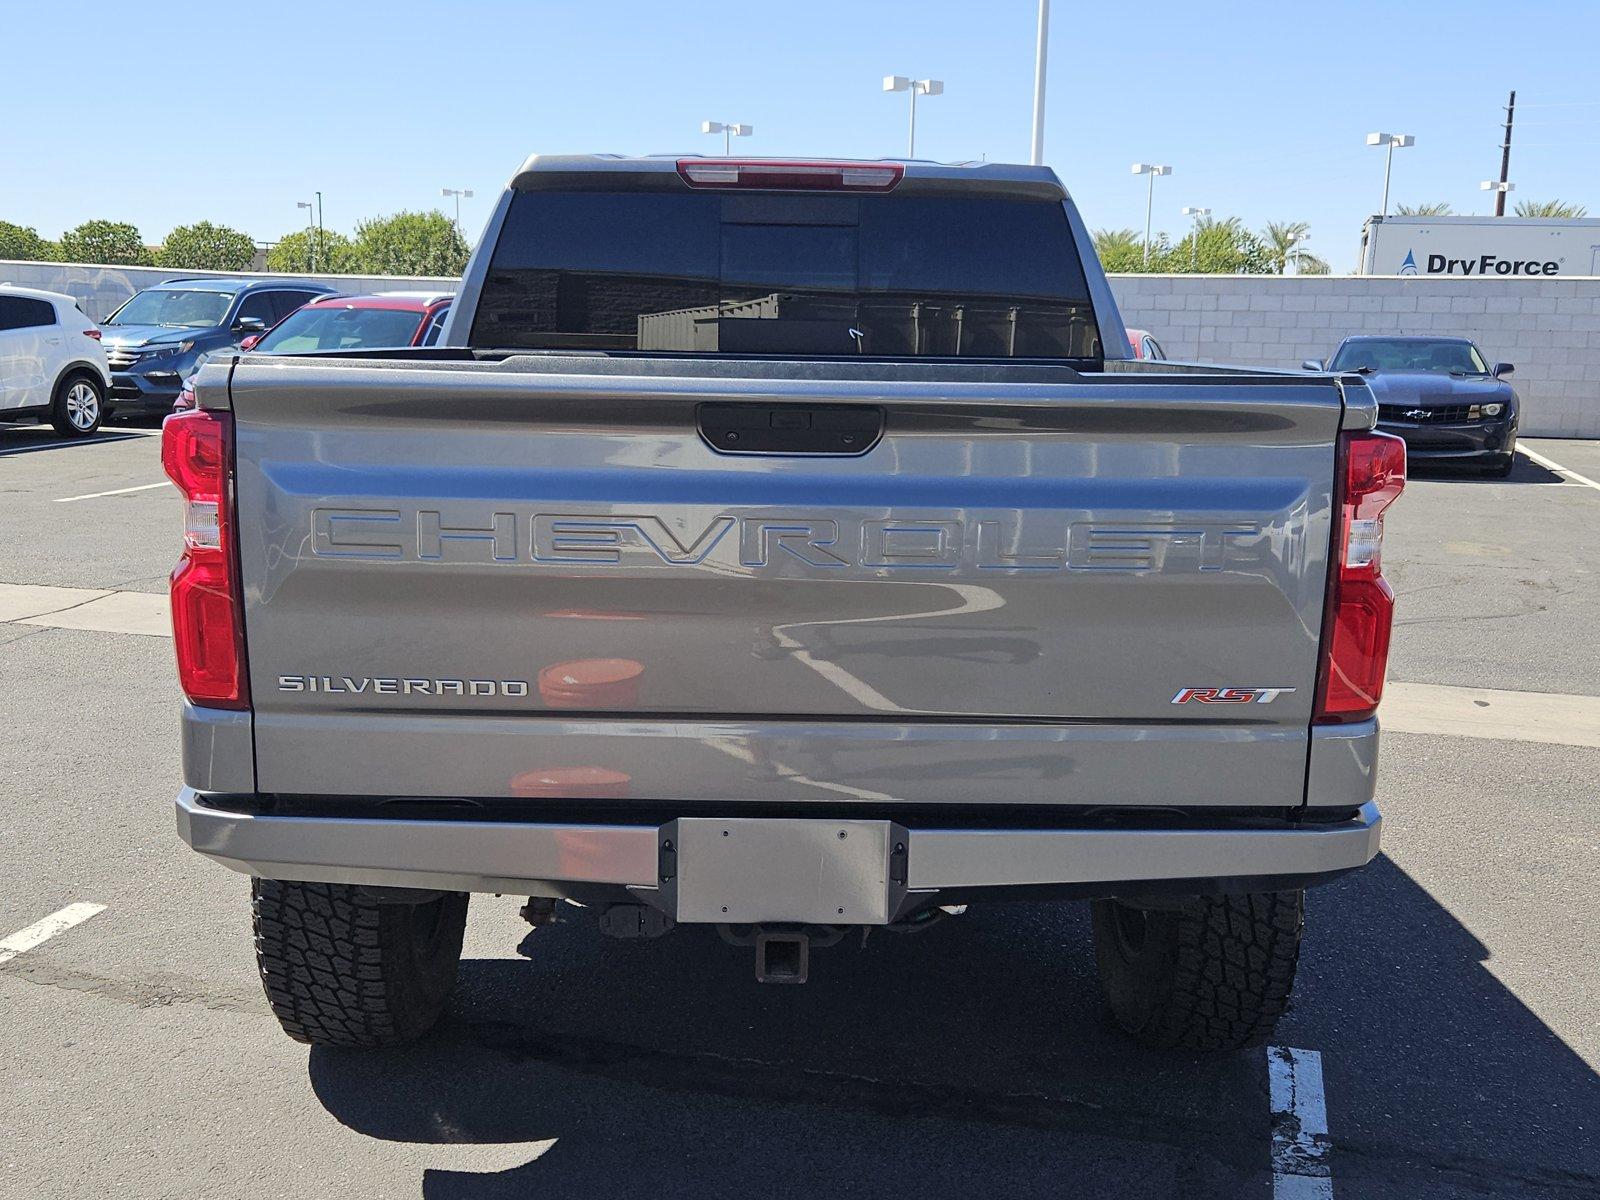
{"left": 1090, "top": 890, "right": 1303, "bottom": 1051}
{"left": 251, "top": 879, "right": 468, "bottom": 1047}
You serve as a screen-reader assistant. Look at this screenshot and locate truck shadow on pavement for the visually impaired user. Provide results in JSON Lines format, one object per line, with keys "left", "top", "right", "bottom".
{"left": 306, "top": 855, "right": 1599, "bottom": 1199}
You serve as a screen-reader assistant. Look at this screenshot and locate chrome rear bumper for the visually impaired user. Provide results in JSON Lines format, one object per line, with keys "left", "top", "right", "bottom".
{"left": 177, "top": 789, "right": 1381, "bottom": 920}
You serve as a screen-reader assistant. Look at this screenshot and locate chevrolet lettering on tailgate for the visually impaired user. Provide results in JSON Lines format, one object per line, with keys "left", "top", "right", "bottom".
{"left": 310, "top": 508, "right": 1264, "bottom": 574}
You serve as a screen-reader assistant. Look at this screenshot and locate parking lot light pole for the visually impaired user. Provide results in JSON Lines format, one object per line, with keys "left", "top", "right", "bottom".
{"left": 701, "top": 121, "right": 753, "bottom": 155}
{"left": 883, "top": 76, "right": 944, "bottom": 158}
{"left": 441, "top": 188, "right": 474, "bottom": 237}
{"left": 1030, "top": 0, "right": 1049, "bottom": 165}
{"left": 1480, "top": 179, "right": 1515, "bottom": 214}
{"left": 1287, "top": 230, "right": 1310, "bottom": 275}
{"left": 1365, "top": 132, "right": 1414, "bottom": 219}
{"left": 1132, "top": 164, "right": 1171, "bottom": 267}
{"left": 1181, "top": 205, "right": 1210, "bottom": 270}
{"left": 295, "top": 201, "right": 315, "bottom": 272}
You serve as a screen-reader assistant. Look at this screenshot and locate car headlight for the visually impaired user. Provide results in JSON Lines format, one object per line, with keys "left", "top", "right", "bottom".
{"left": 1481, "top": 402, "right": 1504, "bottom": 417}
{"left": 142, "top": 341, "right": 195, "bottom": 359}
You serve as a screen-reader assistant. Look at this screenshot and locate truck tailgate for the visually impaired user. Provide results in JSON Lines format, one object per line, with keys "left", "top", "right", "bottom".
{"left": 226, "top": 358, "right": 1342, "bottom": 808}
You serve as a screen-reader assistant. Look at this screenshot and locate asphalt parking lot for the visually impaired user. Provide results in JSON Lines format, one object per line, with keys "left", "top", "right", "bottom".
{"left": 1, "top": 421, "right": 1597, "bottom": 1199}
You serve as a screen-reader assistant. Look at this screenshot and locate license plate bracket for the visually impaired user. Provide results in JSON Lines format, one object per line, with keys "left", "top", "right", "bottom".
{"left": 663, "top": 817, "right": 904, "bottom": 925}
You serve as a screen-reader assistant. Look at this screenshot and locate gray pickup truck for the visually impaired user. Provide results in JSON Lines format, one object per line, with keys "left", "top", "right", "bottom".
{"left": 165, "top": 154, "right": 1405, "bottom": 1053}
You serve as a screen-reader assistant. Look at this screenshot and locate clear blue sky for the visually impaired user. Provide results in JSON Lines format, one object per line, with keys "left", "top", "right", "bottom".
{"left": 4, "top": 0, "right": 1597, "bottom": 272}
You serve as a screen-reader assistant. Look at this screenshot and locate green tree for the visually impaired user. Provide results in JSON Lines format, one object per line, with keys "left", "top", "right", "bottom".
{"left": 264, "top": 227, "right": 354, "bottom": 274}
{"left": 1393, "top": 202, "right": 1453, "bottom": 216}
{"left": 1093, "top": 227, "right": 1156, "bottom": 273}
{"left": 1164, "top": 216, "right": 1276, "bottom": 274}
{"left": 58, "top": 220, "right": 151, "bottom": 265}
{"left": 1262, "top": 221, "right": 1329, "bottom": 275}
{"left": 0, "top": 220, "right": 52, "bottom": 261}
{"left": 1513, "top": 199, "right": 1588, "bottom": 218}
{"left": 348, "top": 210, "right": 468, "bottom": 276}
{"left": 156, "top": 221, "right": 257, "bottom": 271}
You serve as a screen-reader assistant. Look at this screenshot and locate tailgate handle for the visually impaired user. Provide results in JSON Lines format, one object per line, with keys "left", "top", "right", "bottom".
{"left": 698, "top": 403, "right": 884, "bottom": 456}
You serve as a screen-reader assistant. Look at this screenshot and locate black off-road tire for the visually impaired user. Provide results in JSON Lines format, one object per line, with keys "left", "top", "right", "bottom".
{"left": 1090, "top": 890, "right": 1303, "bottom": 1051}
{"left": 252, "top": 879, "right": 468, "bottom": 1047}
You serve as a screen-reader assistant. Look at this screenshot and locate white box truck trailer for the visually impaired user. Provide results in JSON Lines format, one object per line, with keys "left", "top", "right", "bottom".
{"left": 1359, "top": 215, "right": 1600, "bottom": 277}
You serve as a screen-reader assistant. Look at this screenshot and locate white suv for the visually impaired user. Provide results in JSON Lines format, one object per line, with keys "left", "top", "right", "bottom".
{"left": 0, "top": 284, "right": 112, "bottom": 436}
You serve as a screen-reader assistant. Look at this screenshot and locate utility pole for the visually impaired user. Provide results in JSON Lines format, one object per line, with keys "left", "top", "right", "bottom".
{"left": 1030, "top": 0, "right": 1050, "bottom": 165}
{"left": 1496, "top": 90, "right": 1516, "bottom": 217}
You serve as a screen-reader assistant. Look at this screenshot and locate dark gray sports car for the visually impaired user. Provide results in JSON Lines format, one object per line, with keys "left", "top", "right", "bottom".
{"left": 1305, "top": 336, "right": 1519, "bottom": 476}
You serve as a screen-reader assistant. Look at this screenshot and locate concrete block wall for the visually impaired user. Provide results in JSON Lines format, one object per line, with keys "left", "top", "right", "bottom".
{"left": 1109, "top": 274, "right": 1600, "bottom": 438}
{"left": 0, "top": 260, "right": 456, "bottom": 324}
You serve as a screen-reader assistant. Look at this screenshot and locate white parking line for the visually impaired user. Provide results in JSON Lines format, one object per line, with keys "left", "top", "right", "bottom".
{"left": 54, "top": 481, "right": 172, "bottom": 503}
{"left": 1268, "top": 1045, "right": 1332, "bottom": 1200}
{"left": 1520, "top": 446, "right": 1600, "bottom": 492}
{"left": 0, "top": 903, "right": 107, "bottom": 966}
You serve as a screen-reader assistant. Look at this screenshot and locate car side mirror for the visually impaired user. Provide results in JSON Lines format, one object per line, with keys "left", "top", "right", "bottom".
{"left": 1301, "top": 359, "right": 1324, "bottom": 372}
{"left": 233, "top": 316, "right": 266, "bottom": 336}
{"left": 1492, "top": 362, "right": 1514, "bottom": 377}
{"left": 239, "top": 334, "right": 262, "bottom": 351}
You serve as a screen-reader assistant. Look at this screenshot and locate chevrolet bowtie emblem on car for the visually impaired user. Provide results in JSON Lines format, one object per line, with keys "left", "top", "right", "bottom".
{"left": 1403, "top": 409, "right": 1429, "bottom": 421}
{"left": 1171, "top": 687, "right": 1296, "bottom": 705}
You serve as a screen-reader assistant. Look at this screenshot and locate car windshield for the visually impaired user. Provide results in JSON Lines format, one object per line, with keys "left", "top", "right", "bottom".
{"left": 255, "top": 306, "right": 424, "bottom": 352}
{"left": 1330, "top": 339, "right": 1489, "bottom": 375}
{"left": 472, "top": 189, "right": 1103, "bottom": 359}
{"left": 105, "top": 288, "right": 234, "bottom": 328}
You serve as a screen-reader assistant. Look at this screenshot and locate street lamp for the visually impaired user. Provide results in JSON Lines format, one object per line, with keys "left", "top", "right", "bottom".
{"left": 1030, "top": 0, "right": 1050, "bottom": 165}
{"left": 701, "top": 121, "right": 753, "bottom": 155}
{"left": 883, "top": 75, "right": 944, "bottom": 158}
{"left": 441, "top": 187, "right": 474, "bottom": 236}
{"left": 1480, "top": 179, "right": 1515, "bottom": 214}
{"left": 1365, "top": 133, "right": 1414, "bottom": 219}
{"left": 1286, "top": 230, "right": 1310, "bottom": 275}
{"left": 1132, "top": 164, "right": 1172, "bottom": 267}
{"left": 295, "top": 200, "right": 315, "bottom": 272}
{"left": 1181, "top": 205, "right": 1210, "bottom": 270}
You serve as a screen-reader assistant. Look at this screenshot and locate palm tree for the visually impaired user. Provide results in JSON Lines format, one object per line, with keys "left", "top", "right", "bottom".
{"left": 1262, "top": 221, "right": 1329, "bottom": 275}
{"left": 1092, "top": 228, "right": 1142, "bottom": 258}
{"left": 1092, "top": 227, "right": 1148, "bottom": 273}
{"left": 1514, "top": 199, "right": 1588, "bottom": 218}
{"left": 1393, "top": 202, "right": 1453, "bottom": 216}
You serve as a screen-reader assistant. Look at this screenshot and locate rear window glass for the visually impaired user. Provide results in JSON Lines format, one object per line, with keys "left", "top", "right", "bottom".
{"left": 472, "top": 189, "right": 1101, "bottom": 359}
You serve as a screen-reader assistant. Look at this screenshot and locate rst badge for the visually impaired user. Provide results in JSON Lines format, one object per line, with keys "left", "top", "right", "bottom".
{"left": 1171, "top": 687, "right": 1296, "bottom": 705}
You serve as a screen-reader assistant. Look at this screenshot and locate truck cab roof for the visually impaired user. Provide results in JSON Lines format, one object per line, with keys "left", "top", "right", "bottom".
{"left": 508, "top": 153, "right": 1070, "bottom": 200}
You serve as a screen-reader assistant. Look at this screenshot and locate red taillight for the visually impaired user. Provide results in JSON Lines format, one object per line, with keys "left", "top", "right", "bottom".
{"left": 1315, "top": 430, "right": 1406, "bottom": 723}
{"left": 161, "top": 409, "right": 248, "bottom": 710}
{"left": 676, "top": 159, "right": 904, "bottom": 192}
{"left": 83, "top": 328, "right": 102, "bottom": 340}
